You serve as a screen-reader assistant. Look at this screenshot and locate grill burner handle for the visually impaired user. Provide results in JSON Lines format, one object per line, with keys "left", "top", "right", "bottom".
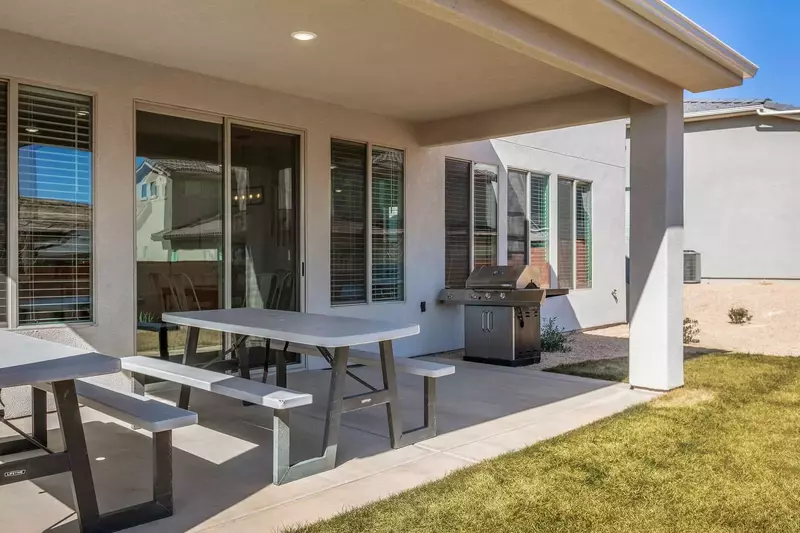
{"left": 515, "top": 307, "right": 525, "bottom": 328}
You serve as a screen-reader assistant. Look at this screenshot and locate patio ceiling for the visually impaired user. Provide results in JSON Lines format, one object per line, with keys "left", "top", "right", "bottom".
{"left": 0, "top": 0, "right": 598, "bottom": 122}
{"left": 0, "top": 0, "right": 755, "bottom": 144}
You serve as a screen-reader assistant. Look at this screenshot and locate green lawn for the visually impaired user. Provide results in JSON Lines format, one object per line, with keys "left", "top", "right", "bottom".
{"left": 291, "top": 353, "right": 800, "bottom": 533}
{"left": 544, "top": 356, "right": 630, "bottom": 382}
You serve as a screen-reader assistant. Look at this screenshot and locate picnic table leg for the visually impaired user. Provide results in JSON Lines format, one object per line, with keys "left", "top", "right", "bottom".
{"left": 158, "top": 324, "right": 170, "bottom": 360}
{"left": 52, "top": 379, "right": 101, "bottom": 531}
{"left": 271, "top": 346, "right": 348, "bottom": 485}
{"left": 276, "top": 348, "right": 287, "bottom": 388}
{"left": 32, "top": 386, "right": 48, "bottom": 446}
{"left": 379, "top": 340, "right": 405, "bottom": 448}
{"left": 234, "top": 334, "right": 251, "bottom": 380}
{"left": 234, "top": 334, "right": 255, "bottom": 406}
{"left": 261, "top": 338, "right": 271, "bottom": 384}
{"left": 177, "top": 327, "right": 199, "bottom": 410}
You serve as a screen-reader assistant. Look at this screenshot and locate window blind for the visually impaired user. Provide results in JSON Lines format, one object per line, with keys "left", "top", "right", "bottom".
{"left": 506, "top": 169, "right": 527, "bottom": 267}
{"left": 330, "top": 139, "right": 367, "bottom": 304}
{"left": 530, "top": 174, "right": 550, "bottom": 288}
{"left": 576, "top": 181, "right": 592, "bottom": 289}
{"left": 557, "top": 178, "right": 574, "bottom": 289}
{"left": 17, "top": 85, "right": 93, "bottom": 325}
{"left": 371, "top": 146, "right": 404, "bottom": 302}
{"left": 444, "top": 158, "right": 470, "bottom": 288}
{"left": 0, "top": 82, "right": 7, "bottom": 324}
{"left": 473, "top": 163, "right": 498, "bottom": 268}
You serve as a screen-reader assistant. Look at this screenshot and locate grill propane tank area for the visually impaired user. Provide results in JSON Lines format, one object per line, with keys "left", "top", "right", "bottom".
{"left": 437, "top": 265, "right": 568, "bottom": 366}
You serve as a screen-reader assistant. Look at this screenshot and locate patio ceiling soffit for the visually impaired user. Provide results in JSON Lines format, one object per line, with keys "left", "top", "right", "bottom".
{"left": 394, "top": 0, "right": 682, "bottom": 105}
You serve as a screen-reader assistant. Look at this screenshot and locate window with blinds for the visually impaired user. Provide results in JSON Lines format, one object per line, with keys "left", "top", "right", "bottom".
{"left": 557, "top": 178, "right": 574, "bottom": 289}
{"left": 330, "top": 139, "right": 367, "bottom": 304}
{"left": 576, "top": 181, "right": 592, "bottom": 289}
{"left": 371, "top": 146, "right": 404, "bottom": 302}
{"left": 0, "top": 82, "right": 7, "bottom": 324}
{"left": 506, "top": 169, "right": 527, "bottom": 268}
{"left": 530, "top": 174, "right": 550, "bottom": 288}
{"left": 473, "top": 163, "right": 498, "bottom": 268}
{"left": 17, "top": 85, "right": 93, "bottom": 325}
{"left": 444, "top": 158, "right": 470, "bottom": 288}
{"left": 506, "top": 169, "right": 550, "bottom": 287}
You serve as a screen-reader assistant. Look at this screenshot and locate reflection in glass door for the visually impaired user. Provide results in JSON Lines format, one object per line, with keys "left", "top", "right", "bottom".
{"left": 135, "top": 111, "right": 224, "bottom": 358}
{"left": 230, "top": 123, "right": 301, "bottom": 366}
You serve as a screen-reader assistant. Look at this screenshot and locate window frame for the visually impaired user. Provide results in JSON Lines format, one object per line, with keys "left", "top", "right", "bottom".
{"left": 1, "top": 76, "right": 98, "bottom": 329}
{"left": 443, "top": 157, "right": 500, "bottom": 287}
{"left": 330, "top": 136, "right": 407, "bottom": 306}
{"left": 507, "top": 167, "right": 551, "bottom": 287}
{"left": 556, "top": 175, "right": 593, "bottom": 291}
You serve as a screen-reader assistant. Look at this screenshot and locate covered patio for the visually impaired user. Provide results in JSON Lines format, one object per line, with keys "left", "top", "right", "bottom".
{"left": 0, "top": 0, "right": 756, "bottom": 531}
{"left": 0, "top": 0, "right": 756, "bottom": 391}
{"left": 0, "top": 359, "right": 656, "bottom": 532}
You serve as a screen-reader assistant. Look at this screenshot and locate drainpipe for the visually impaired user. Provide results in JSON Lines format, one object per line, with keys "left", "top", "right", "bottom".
{"left": 756, "top": 108, "right": 800, "bottom": 120}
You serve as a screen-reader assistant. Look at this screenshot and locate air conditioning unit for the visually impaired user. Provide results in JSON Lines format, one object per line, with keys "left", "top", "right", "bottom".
{"left": 683, "top": 250, "right": 701, "bottom": 284}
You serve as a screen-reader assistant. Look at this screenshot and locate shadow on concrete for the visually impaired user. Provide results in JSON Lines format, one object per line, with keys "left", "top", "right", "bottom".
{"left": 20, "top": 360, "right": 619, "bottom": 532}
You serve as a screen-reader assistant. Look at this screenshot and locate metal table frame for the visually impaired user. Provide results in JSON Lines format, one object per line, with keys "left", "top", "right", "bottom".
{"left": 174, "top": 326, "right": 424, "bottom": 485}
{"left": 0, "top": 382, "right": 173, "bottom": 532}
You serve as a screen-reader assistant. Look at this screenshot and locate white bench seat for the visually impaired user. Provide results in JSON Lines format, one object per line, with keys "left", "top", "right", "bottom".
{"left": 121, "top": 356, "right": 312, "bottom": 410}
{"left": 35, "top": 380, "right": 197, "bottom": 433}
{"left": 33, "top": 377, "right": 197, "bottom": 527}
{"left": 269, "top": 341, "right": 455, "bottom": 378}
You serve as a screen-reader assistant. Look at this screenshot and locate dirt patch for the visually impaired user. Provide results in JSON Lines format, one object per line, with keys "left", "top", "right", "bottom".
{"left": 652, "top": 388, "right": 716, "bottom": 409}
{"left": 684, "top": 281, "right": 800, "bottom": 356}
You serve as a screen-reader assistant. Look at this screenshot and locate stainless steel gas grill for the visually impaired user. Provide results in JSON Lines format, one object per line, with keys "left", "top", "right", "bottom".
{"left": 437, "top": 265, "right": 568, "bottom": 366}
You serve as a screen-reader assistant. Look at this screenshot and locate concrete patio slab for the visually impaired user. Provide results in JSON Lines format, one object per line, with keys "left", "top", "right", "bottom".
{"left": 0, "top": 358, "right": 657, "bottom": 533}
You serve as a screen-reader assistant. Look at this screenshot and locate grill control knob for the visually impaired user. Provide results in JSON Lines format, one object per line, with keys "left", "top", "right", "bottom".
{"left": 485, "top": 292, "right": 491, "bottom": 299}
{"left": 447, "top": 293, "right": 453, "bottom": 299}
{"left": 499, "top": 292, "right": 506, "bottom": 299}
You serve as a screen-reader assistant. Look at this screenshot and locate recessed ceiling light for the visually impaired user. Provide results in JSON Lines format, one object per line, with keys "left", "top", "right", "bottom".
{"left": 291, "top": 31, "right": 317, "bottom": 41}
{"left": 25, "top": 127, "right": 39, "bottom": 134}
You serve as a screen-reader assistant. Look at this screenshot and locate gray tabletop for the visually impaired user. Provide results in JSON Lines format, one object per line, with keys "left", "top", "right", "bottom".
{"left": 0, "top": 331, "right": 120, "bottom": 388}
{"left": 162, "top": 308, "right": 420, "bottom": 348}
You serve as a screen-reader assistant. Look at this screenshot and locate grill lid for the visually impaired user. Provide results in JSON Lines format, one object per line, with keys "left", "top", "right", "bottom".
{"left": 465, "top": 265, "right": 540, "bottom": 290}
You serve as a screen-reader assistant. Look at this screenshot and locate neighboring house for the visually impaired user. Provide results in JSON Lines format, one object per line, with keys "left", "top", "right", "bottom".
{"left": 683, "top": 99, "right": 800, "bottom": 281}
{"left": 0, "top": 0, "right": 755, "bottom": 416}
{"left": 625, "top": 99, "right": 800, "bottom": 282}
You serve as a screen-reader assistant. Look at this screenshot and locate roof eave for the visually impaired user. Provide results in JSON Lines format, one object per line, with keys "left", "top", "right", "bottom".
{"left": 683, "top": 106, "right": 762, "bottom": 122}
{"left": 615, "top": 0, "right": 759, "bottom": 80}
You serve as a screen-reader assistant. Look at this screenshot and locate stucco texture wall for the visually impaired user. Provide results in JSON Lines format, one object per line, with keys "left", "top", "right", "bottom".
{"left": 684, "top": 115, "right": 800, "bottom": 280}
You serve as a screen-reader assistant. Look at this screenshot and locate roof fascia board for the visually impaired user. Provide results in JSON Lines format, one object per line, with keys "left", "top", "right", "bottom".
{"left": 615, "top": 0, "right": 758, "bottom": 79}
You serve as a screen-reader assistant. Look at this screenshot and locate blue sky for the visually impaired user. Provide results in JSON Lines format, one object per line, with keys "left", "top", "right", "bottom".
{"left": 667, "top": 0, "right": 800, "bottom": 105}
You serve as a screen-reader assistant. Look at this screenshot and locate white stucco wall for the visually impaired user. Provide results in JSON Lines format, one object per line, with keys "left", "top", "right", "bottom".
{"left": 444, "top": 121, "right": 628, "bottom": 332}
{"left": 0, "top": 30, "right": 627, "bottom": 409}
{"left": 683, "top": 115, "right": 800, "bottom": 280}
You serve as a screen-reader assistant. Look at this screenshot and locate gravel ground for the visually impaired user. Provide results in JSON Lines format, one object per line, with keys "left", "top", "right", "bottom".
{"left": 443, "top": 281, "right": 800, "bottom": 369}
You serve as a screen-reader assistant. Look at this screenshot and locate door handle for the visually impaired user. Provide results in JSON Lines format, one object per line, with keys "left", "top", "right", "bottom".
{"left": 481, "top": 311, "right": 487, "bottom": 332}
{"left": 487, "top": 311, "right": 494, "bottom": 331}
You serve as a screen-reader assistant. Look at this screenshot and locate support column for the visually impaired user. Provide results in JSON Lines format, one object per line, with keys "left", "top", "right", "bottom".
{"left": 628, "top": 93, "right": 684, "bottom": 391}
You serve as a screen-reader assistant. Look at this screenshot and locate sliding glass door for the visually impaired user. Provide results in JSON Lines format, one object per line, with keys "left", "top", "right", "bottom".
{"left": 134, "top": 110, "right": 303, "bottom": 367}
{"left": 229, "top": 122, "right": 301, "bottom": 365}
{"left": 135, "top": 111, "right": 224, "bottom": 357}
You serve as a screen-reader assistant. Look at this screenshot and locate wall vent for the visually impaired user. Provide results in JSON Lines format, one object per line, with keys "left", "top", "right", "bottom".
{"left": 683, "top": 250, "right": 701, "bottom": 284}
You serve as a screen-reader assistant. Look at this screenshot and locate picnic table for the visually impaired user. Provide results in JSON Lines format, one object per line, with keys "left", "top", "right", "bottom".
{"left": 0, "top": 331, "right": 119, "bottom": 532}
{"left": 160, "top": 308, "right": 421, "bottom": 483}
